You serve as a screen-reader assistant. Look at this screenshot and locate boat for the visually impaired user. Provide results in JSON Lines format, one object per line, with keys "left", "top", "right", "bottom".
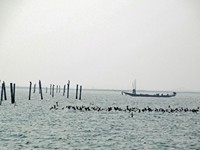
{"left": 121, "top": 81, "right": 176, "bottom": 98}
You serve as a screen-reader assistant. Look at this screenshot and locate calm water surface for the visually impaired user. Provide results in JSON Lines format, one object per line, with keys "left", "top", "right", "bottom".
{"left": 0, "top": 88, "right": 200, "bottom": 149}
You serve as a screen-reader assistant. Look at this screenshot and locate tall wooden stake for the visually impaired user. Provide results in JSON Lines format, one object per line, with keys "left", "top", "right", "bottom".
{"left": 75, "top": 84, "right": 78, "bottom": 99}
{"left": 10, "top": 83, "right": 15, "bottom": 104}
{"left": 3, "top": 82, "right": 7, "bottom": 100}
{"left": 39, "top": 80, "right": 43, "bottom": 100}
{"left": 10, "top": 83, "right": 13, "bottom": 103}
{"left": 67, "top": 80, "right": 70, "bottom": 98}
{"left": 13, "top": 83, "right": 15, "bottom": 103}
{"left": 52, "top": 85, "right": 55, "bottom": 97}
{"left": 63, "top": 85, "right": 66, "bottom": 96}
{"left": 33, "top": 84, "right": 36, "bottom": 93}
{"left": 0, "top": 82, "right": 3, "bottom": 101}
{"left": 50, "top": 84, "right": 52, "bottom": 95}
{"left": 38, "top": 84, "right": 41, "bottom": 94}
{"left": 0, "top": 83, "right": 3, "bottom": 105}
{"left": 29, "top": 81, "right": 32, "bottom": 100}
{"left": 79, "top": 85, "right": 82, "bottom": 100}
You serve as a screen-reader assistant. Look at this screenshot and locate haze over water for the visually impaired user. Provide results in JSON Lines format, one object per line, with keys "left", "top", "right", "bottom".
{"left": 1, "top": 0, "right": 200, "bottom": 149}
{"left": 1, "top": 0, "right": 200, "bottom": 91}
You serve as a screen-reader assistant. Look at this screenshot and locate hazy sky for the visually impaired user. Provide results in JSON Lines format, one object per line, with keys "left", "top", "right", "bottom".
{"left": 0, "top": 0, "right": 200, "bottom": 91}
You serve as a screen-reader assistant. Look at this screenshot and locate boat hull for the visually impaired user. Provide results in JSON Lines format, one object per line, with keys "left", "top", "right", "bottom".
{"left": 122, "top": 92, "right": 176, "bottom": 98}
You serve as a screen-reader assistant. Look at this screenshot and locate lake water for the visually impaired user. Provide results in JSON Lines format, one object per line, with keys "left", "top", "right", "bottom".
{"left": 0, "top": 88, "right": 200, "bottom": 149}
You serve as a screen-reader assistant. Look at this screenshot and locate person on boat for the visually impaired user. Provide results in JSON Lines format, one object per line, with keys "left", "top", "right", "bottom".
{"left": 132, "top": 89, "right": 136, "bottom": 94}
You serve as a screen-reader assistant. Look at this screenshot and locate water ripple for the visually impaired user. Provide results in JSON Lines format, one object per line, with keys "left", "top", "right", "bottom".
{"left": 0, "top": 89, "right": 200, "bottom": 149}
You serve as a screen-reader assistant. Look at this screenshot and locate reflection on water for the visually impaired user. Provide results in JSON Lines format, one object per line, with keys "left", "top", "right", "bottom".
{"left": 0, "top": 89, "right": 200, "bottom": 149}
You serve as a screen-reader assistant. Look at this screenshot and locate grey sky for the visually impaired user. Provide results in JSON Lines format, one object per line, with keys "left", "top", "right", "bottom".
{"left": 0, "top": 0, "right": 200, "bottom": 91}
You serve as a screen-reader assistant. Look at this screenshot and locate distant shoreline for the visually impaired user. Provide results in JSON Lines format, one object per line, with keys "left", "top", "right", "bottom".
{"left": 2, "top": 86, "right": 200, "bottom": 93}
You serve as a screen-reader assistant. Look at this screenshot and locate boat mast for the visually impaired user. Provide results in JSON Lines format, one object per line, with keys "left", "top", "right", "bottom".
{"left": 135, "top": 79, "right": 136, "bottom": 91}
{"left": 134, "top": 79, "right": 136, "bottom": 94}
{"left": 132, "top": 79, "right": 136, "bottom": 94}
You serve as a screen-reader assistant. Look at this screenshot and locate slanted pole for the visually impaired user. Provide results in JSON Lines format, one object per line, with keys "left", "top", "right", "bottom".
{"left": 0, "top": 83, "right": 3, "bottom": 105}
{"left": 3, "top": 82, "right": 7, "bottom": 100}
{"left": 75, "top": 84, "right": 78, "bottom": 99}
{"left": 39, "top": 80, "right": 43, "bottom": 100}
{"left": 29, "top": 81, "right": 32, "bottom": 100}
{"left": 1, "top": 82, "right": 3, "bottom": 101}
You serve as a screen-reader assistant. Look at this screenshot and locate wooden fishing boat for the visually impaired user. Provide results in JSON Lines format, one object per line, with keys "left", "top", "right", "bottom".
{"left": 122, "top": 91, "right": 176, "bottom": 98}
{"left": 122, "top": 80, "right": 176, "bottom": 98}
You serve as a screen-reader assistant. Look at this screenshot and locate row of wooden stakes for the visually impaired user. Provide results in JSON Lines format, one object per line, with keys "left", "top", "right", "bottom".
{"left": 0, "top": 80, "right": 83, "bottom": 105}
{"left": 29, "top": 80, "right": 82, "bottom": 100}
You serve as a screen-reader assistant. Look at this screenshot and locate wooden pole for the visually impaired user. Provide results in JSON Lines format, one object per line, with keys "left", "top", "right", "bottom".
{"left": 46, "top": 87, "right": 47, "bottom": 93}
{"left": 13, "top": 83, "right": 15, "bottom": 103}
{"left": 79, "top": 85, "right": 82, "bottom": 100}
{"left": 52, "top": 85, "right": 55, "bottom": 97}
{"left": 50, "top": 84, "right": 52, "bottom": 95}
{"left": 56, "top": 85, "right": 58, "bottom": 93}
{"left": 63, "top": 85, "right": 66, "bottom": 96}
{"left": 75, "top": 84, "right": 78, "bottom": 99}
{"left": 59, "top": 85, "right": 60, "bottom": 93}
{"left": 10, "top": 83, "right": 13, "bottom": 103}
{"left": 3, "top": 82, "right": 7, "bottom": 100}
{"left": 10, "top": 83, "right": 16, "bottom": 104}
{"left": 0, "top": 83, "right": 3, "bottom": 105}
{"left": 33, "top": 84, "right": 36, "bottom": 93}
{"left": 1, "top": 82, "right": 3, "bottom": 101}
{"left": 29, "top": 81, "right": 32, "bottom": 100}
{"left": 39, "top": 80, "right": 43, "bottom": 100}
{"left": 67, "top": 80, "right": 70, "bottom": 98}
